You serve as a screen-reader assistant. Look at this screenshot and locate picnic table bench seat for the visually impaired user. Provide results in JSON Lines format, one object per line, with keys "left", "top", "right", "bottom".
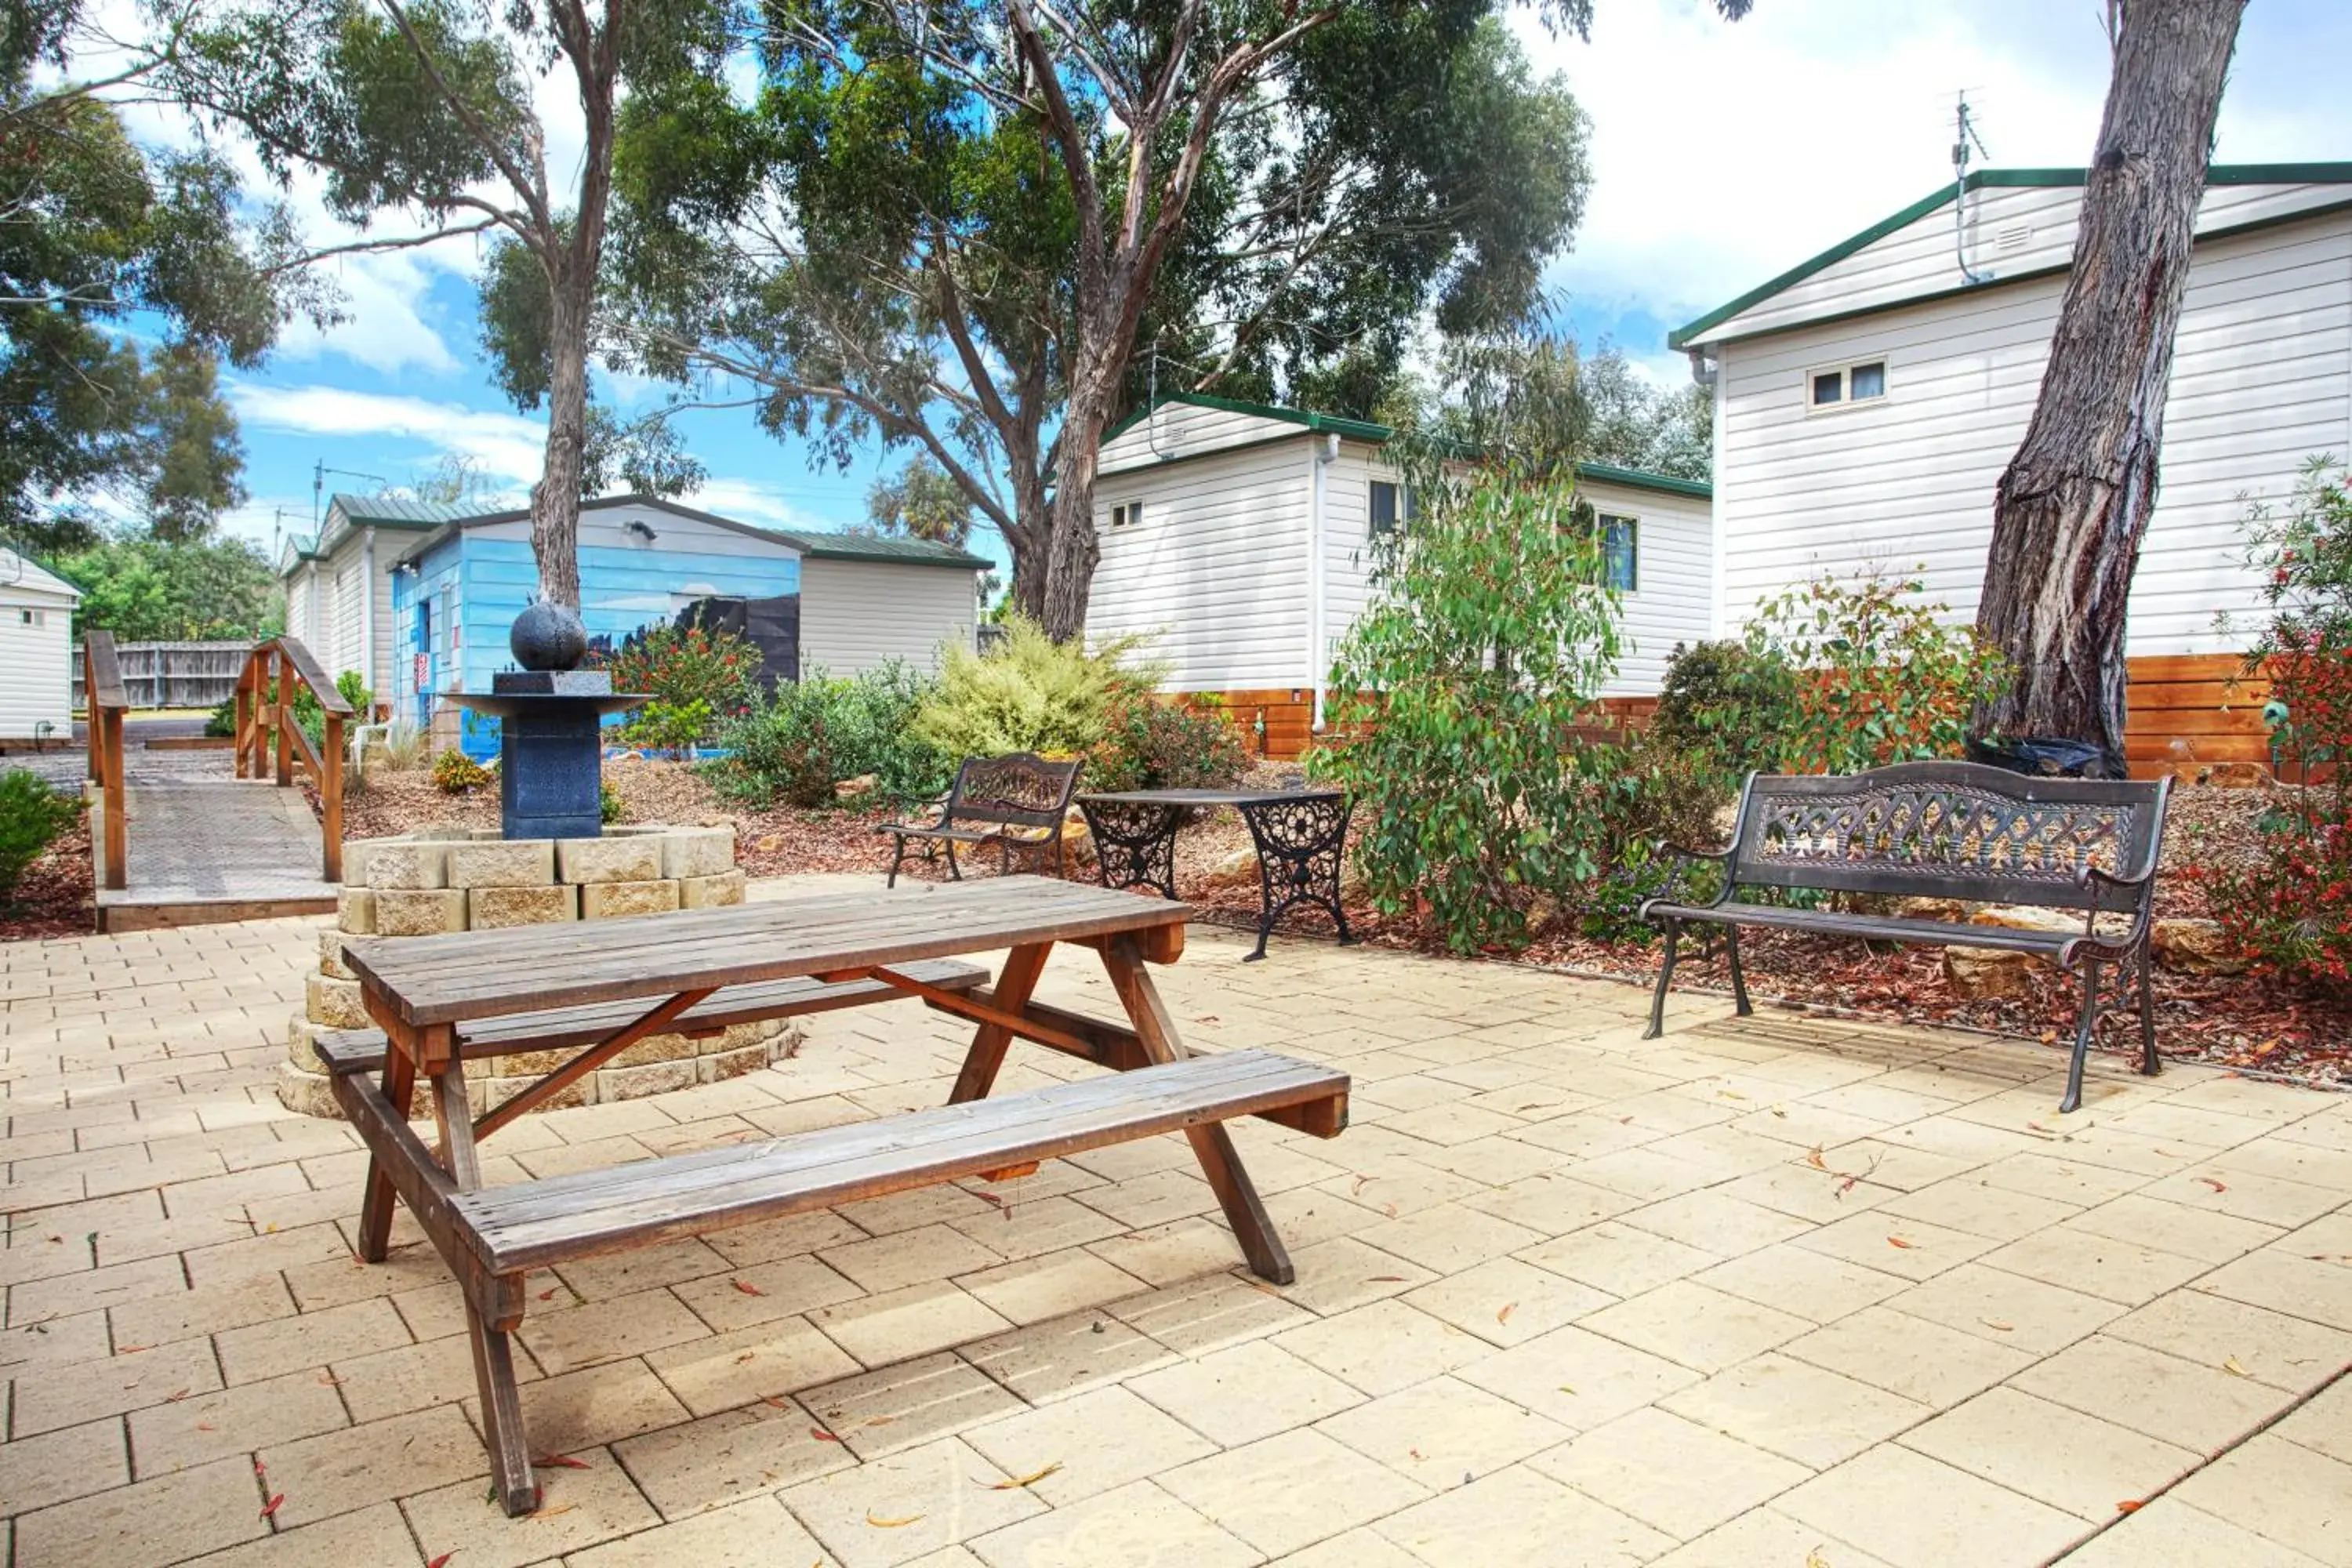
{"left": 1639, "top": 760, "right": 2172, "bottom": 1114}
{"left": 308, "top": 958, "right": 994, "bottom": 1076}
{"left": 437, "top": 1050, "right": 1347, "bottom": 1278}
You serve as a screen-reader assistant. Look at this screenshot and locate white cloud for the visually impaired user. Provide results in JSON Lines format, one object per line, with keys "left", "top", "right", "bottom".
{"left": 228, "top": 382, "right": 550, "bottom": 486}
{"left": 688, "top": 477, "right": 832, "bottom": 533}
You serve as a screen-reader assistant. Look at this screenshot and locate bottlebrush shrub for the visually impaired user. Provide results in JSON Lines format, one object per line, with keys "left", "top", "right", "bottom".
{"left": 1312, "top": 453, "right": 1625, "bottom": 955}
{"left": 2201, "top": 458, "right": 2352, "bottom": 988}
{"left": 602, "top": 622, "right": 763, "bottom": 719}
{"left": 431, "top": 748, "right": 492, "bottom": 793}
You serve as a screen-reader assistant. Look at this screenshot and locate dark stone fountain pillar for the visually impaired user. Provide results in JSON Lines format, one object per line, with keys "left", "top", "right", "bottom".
{"left": 448, "top": 602, "right": 646, "bottom": 840}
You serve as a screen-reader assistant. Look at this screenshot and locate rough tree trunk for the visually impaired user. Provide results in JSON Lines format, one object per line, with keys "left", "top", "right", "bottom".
{"left": 1027, "top": 364, "right": 1114, "bottom": 638}
{"left": 530, "top": 274, "right": 590, "bottom": 612}
{"left": 1971, "top": 0, "right": 2246, "bottom": 773}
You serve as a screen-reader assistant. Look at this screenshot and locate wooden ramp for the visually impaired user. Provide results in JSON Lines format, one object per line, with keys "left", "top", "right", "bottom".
{"left": 82, "top": 631, "right": 350, "bottom": 934}
{"left": 93, "top": 775, "right": 339, "bottom": 931}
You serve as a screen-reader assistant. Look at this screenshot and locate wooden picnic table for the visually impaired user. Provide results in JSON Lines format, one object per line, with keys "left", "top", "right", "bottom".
{"left": 1079, "top": 786, "right": 1357, "bottom": 960}
{"left": 333, "top": 875, "right": 1349, "bottom": 1513}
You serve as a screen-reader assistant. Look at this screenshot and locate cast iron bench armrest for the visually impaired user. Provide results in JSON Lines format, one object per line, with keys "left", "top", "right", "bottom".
{"left": 1639, "top": 839, "right": 1739, "bottom": 918}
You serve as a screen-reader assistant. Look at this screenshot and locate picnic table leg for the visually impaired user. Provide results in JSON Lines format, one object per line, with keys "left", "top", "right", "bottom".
{"left": 426, "top": 1056, "right": 541, "bottom": 1515}
{"left": 355, "top": 1046, "right": 416, "bottom": 1264}
{"left": 1102, "top": 935, "right": 1294, "bottom": 1285}
{"left": 949, "top": 942, "right": 1052, "bottom": 1104}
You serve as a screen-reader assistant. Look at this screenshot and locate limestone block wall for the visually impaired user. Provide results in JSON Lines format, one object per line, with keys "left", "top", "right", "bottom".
{"left": 279, "top": 823, "right": 782, "bottom": 1118}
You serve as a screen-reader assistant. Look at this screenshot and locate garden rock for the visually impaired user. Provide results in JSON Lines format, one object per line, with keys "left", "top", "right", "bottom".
{"left": 1893, "top": 896, "right": 1975, "bottom": 923}
{"left": 1940, "top": 946, "right": 2038, "bottom": 1000}
{"left": 1200, "top": 847, "right": 1260, "bottom": 888}
{"left": 2152, "top": 916, "right": 2249, "bottom": 975}
{"left": 834, "top": 773, "right": 878, "bottom": 800}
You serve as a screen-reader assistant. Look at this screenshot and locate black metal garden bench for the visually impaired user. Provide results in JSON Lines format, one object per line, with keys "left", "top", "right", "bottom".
{"left": 879, "top": 751, "right": 1084, "bottom": 887}
{"left": 1638, "top": 760, "right": 2172, "bottom": 1113}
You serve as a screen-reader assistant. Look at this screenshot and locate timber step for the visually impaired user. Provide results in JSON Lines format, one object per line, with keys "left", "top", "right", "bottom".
{"left": 450, "top": 1049, "right": 1351, "bottom": 1276}
{"left": 314, "top": 960, "right": 993, "bottom": 1076}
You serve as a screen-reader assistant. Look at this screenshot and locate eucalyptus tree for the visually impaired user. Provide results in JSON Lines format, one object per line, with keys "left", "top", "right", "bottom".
{"left": 612, "top": 1, "right": 1748, "bottom": 636}
{"left": 167, "top": 0, "right": 739, "bottom": 609}
{"left": 1973, "top": 0, "right": 2248, "bottom": 771}
{"left": 2, "top": 0, "right": 292, "bottom": 553}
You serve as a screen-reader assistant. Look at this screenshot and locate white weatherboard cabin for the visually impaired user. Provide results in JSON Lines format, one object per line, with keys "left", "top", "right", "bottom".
{"left": 280, "top": 494, "right": 466, "bottom": 707}
{"left": 1086, "top": 392, "right": 1714, "bottom": 757}
{"left": 0, "top": 549, "right": 79, "bottom": 742}
{"left": 1675, "top": 161, "right": 2352, "bottom": 773}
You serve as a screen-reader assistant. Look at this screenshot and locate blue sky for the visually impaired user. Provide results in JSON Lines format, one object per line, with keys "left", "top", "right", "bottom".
{"left": 191, "top": 0, "right": 2352, "bottom": 579}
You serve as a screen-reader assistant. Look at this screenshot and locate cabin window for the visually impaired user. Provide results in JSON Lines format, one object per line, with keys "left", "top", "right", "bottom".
{"left": 1370, "top": 481, "right": 1414, "bottom": 535}
{"left": 16, "top": 608, "right": 39, "bottom": 626}
{"left": 1809, "top": 359, "right": 1888, "bottom": 412}
{"left": 1598, "top": 514, "right": 1639, "bottom": 592}
{"left": 1110, "top": 501, "right": 1142, "bottom": 528}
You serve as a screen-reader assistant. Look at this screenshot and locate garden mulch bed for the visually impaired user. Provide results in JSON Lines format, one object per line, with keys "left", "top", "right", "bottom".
{"left": 282, "top": 760, "right": 2352, "bottom": 1092}
{"left": 0, "top": 815, "right": 96, "bottom": 942}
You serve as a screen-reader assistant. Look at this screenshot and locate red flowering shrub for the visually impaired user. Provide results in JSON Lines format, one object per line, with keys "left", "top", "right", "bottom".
{"left": 600, "top": 622, "right": 763, "bottom": 734}
{"left": 2202, "top": 458, "right": 2352, "bottom": 989}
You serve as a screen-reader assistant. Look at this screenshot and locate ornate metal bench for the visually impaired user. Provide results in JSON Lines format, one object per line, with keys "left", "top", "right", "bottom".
{"left": 879, "top": 752, "right": 1083, "bottom": 887}
{"left": 1639, "top": 760, "right": 2172, "bottom": 1112}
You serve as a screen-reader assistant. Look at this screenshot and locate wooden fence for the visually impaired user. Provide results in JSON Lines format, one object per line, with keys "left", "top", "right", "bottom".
{"left": 69, "top": 641, "right": 248, "bottom": 711}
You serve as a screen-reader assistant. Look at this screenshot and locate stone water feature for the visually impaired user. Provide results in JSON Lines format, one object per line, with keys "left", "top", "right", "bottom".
{"left": 278, "top": 605, "right": 786, "bottom": 1119}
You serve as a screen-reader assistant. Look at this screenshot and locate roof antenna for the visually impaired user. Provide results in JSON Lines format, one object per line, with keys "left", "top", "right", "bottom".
{"left": 1145, "top": 339, "right": 1175, "bottom": 461}
{"left": 1952, "top": 90, "right": 1994, "bottom": 286}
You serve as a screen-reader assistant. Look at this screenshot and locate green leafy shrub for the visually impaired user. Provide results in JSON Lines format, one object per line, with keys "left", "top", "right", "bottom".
{"left": 433, "top": 748, "right": 492, "bottom": 793}
{"left": 335, "top": 670, "right": 372, "bottom": 717}
{"left": 604, "top": 622, "right": 762, "bottom": 716}
{"left": 1651, "top": 638, "right": 1797, "bottom": 779}
{"left": 1573, "top": 730, "right": 1737, "bottom": 938}
{"left": 600, "top": 782, "right": 623, "bottom": 825}
{"left": 911, "top": 615, "right": 1156, "bottom": 761}
{"left": 204, "top": 695, "right": 235, "bottom": 738}
{"left": 1087, "top": 698, "right": 1247, "bottom": 793}
{"left": 622, "top": 698, "right": 713, "bottom": 754}
{"left": 0, "top": 771, "right": 82, "bottom": 901}
{"left": 1740, "top": 572, "right": 2009, "bottom": 775}
{"left": 1312, "top": 457, "right": 1625, "bottom": 953}
{"left": 715, "top": 662, "right": 952, "bottom": 810}
{"left": 2200, "top": 459, "right": 2352, "bottom": 987}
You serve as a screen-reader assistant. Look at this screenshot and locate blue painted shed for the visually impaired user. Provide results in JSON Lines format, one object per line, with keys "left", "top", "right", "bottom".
{"left": 390, "top": 494, "right": 987, "bottom": 758}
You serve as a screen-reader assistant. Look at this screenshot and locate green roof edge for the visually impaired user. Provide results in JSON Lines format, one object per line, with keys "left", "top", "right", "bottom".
{"left": 1667, "top": 161, "right": 2352, "bottom": 350}
{"left": 1102, "top": 390, "right": 1707, "bottom": 499}
{"left": 768, "top": 529, "right": 992, "bottom": 569}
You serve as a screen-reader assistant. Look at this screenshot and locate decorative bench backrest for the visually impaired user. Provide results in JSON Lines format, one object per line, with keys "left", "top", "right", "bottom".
{"left": 945, "top": 753, "right": 1085, "bottom": 834}
{"left": 1729, "top": 761, "right": 2169, "bottom": 914}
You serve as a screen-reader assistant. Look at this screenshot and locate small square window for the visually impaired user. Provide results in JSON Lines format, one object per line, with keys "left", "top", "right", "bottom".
{"left": 1849, "top": 361, "right": 1886, "bottom": 400}
{"left": 1812, "top": 372, "right": 1844, "bottom": 406}
{"left": 17, "top": 609, "right": 33, "bottom": 626}
{"left": 1370, "top": 481, "right": 1414, "bottom": 535}
{"left": 1109, "top": 501, "right": 1142, "bottom": 528}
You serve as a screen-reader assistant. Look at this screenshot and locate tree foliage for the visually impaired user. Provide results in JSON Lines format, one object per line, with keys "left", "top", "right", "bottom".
{"left": 56, "top": 532, "right": 282, "bottom": 640}
{"left": 2, "top": 0, "right": 289, "bottom": 550}
{"left": 1379, "top": 334, "right": 1713, "bottom": 480}
{"left": 862, "top": 456, "right": 975, "bottom": 548}
{"left": 608, "top": 0, "right": 1720, "bottom": 635}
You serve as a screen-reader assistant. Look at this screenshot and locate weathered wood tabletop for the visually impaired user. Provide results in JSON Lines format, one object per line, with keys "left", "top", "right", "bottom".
{"left": 346, "top": 873, "right": 1189, "bottom": 1030}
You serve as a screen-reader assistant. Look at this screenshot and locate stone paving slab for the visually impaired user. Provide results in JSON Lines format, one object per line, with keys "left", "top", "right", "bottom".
{"left": 2, "top": 875, "right": 2349, "bottom": 1566}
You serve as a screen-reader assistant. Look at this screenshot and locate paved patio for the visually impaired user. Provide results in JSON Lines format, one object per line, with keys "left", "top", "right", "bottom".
{"left": 4, "top": 877, "right": 2350, "bottom": 1567}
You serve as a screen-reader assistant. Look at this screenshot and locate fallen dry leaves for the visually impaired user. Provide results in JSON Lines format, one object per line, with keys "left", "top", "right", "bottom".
{"left": 866, "top": 1510, "right": 925, "bottom": 1528}
{"left": 733, "top": 1278, "right": 767, "bottom": 1297}
{"left": 987, "top": 1463, "right": 1063, "bottom": 1490}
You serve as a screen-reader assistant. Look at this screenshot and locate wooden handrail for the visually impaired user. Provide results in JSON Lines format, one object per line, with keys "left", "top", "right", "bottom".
{"left": 84, "top": 630, "right": 128, "bottom": 891}
{"left": 237, "top": 636, "right": 348, "bottom": 883}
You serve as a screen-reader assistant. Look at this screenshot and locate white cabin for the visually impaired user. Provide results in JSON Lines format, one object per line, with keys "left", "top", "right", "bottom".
{"left": 0, "top": 550, "right": 78, "bottom": 742}
{"left": 1086, "top": 393, "right": 1715, "bottom": 755}
{"left": 280, "top": 494, "right": 470, "bottom": 706}
{"left": 1679, "top": 162, "right": 2352, "bottom": 660}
